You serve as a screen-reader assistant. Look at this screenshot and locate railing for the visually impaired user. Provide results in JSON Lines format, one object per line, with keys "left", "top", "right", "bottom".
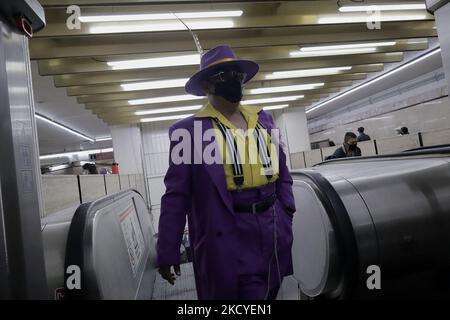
{"left": 291, "top": 128, "right": 450, "bottom": 169}
{"left": 41, "top": 173, "right": 147, "bottom": 217}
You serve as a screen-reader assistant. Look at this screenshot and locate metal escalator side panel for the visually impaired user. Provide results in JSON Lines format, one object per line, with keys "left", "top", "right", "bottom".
{"left": 64, "top": 203, "right": 96, "bottom": 299}
{"left": 343, "top": 158, "right": 450, "bottom": 276}
{"left": 64, "top": 190, "right": 156, "bottom": 300}
{"left": 291, "top": 171, "right": 360, "bottom": 299}
{"left": 292, "top": 179, "right": 339, "bottom": 297}
{"left": 41, "top": 219, "right": 72, "bottom": 300}
{"left": 323, "top": 176, "right": 380, "bottom": 298}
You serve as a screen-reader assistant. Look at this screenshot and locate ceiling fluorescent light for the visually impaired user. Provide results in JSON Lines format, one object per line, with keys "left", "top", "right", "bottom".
{"left": 318, "top": 14, "right": 428, "bottom": 24}
{"left": 177, "top": 10, "right": 243, "bottom": 18}
{"left": 128, "top": 94, "right": 204, "bottom": 105}
{"left": 306, "top": 47, "right": 442, "bottom": 114}
{"left": 79, "top": 10, "right": 243, "bottom": 23}
{"left": 300, "top": 41, "right": 397, "bottom": 51}
{"left": 140, "top": 114, "right": 193, "bottom": 123}
{"left": 263, "top": 104, "right": 289, "bottom": 111}
{"left": 40, "top": 148, "right": 114, "bottom": 160}
{"left": 81, "top": 13, "right": 175, "bottom": 22}
{"left": 48, "top": 164, "right": 71, "bottom": 172}
{"left": 108, "top": 54, "right": 199, "bottom": 70}
{"left": 249, "top": 83, "right": 324, "bottom": 95}
{"left": 266, "top": 67, "right": 352, "bottom": 80}
{"left": 290, "top": 47, "right": 377, "bottom": 57}
{"left": 242, "top": 95, "right": 304, "bottom": 105}
{"left": 121, "top": 78, "right": 189, "bottom": 91}
{"left": 135, "top": 105, "right": 202, "bottom": 115}
{"left": 35, "top": 113, "right": 94, "bottom": 142}
{"left": 95, "top": 137, "right": 112, "bottom": 142}
{"left": 339, "top": 4, "right": 426, "bottom": 12}
{"left": 89, "top": 19, "right": 234, "bottom": 34}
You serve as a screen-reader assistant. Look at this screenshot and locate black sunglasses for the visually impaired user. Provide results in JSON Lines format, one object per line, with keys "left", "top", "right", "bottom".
{"left": 207, "top": 70, "right": 247, "bottom": 84}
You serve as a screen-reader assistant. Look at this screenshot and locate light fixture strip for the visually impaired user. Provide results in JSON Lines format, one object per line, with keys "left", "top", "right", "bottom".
{"left": 300, "top": 41, "right": 397, "bottom": 52}
{"left": 266, "top": 66, "right": 352, "bottom": 80}
{"left": 306, "top": 47, "right": 442, "bottom": 114}
{"left": 249, "top": 83, "right": 324, "bottom": 95}
{"left": 135, "top": 105, "right": 203, "bottom": 116}
{"left": 108, "top": 54, "right": 200, "bottom": 70}
{"left": 128, "top": 94, "right": 204, "bottom": 106}
{"left": 318, "top": 14, "right": 428, "bottom": 24}
{"left": 89, "top": 20, "right": 234, "bottom": 34}
{"left": 339, "top": 4, "right": 427, "bottom": 12}
{"left": 263, "top": 104, "right": 289, "bottom": 111}
{"left": 40, "top": 148, "right": 114, "bottom": 160}
{"left": 121, "top": 78, "right": 189, "bottom": 91}
{"left": 241, "top": 95, "right": 304, "bottom": 105}
{"left": 95, "top": 137, "right": 113, "bottom": 142}
{"left": 140, "top": 113, "right": 194, "bottom": 123}
{"left": 291, "top": 47, "right": 377, "bottom": 58}
{"left": 35, "top": 113, "right": 94, "bottom": 142}
{"left": 79, "top": 10, "right": 243, "bottom": 23}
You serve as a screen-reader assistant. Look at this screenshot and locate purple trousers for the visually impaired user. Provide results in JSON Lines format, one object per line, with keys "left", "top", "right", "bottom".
{"left": 231, "top": 183, "right": 283, "bottom": 300}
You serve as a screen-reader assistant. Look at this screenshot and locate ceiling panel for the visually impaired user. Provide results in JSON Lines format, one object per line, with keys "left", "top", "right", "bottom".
{"left": 29, "top": 0, "right": 437, "bottom": 125}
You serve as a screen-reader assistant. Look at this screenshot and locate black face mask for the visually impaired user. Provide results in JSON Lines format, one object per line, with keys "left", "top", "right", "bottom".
{"left": 213, "top": 78, "right": 243, "bottom": 103}
{"left": 348, "top": 144, "right": 357, "bottom": 151}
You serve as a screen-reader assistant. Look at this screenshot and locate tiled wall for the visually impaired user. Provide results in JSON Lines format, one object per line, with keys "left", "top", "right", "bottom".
{"left": 310, "top": 96, "right": 450, "bottom": 144}
{"left": 309, "top": 68, "right": 450, "bottom": 144}
{"left": 41, "top": 173, "right": 147, "bottom": 217}
{"left": 141, "top": 122, "right": 171, "bottom": 176}
{"left": 291, "top": 128, "right": 450, "bottom": 169}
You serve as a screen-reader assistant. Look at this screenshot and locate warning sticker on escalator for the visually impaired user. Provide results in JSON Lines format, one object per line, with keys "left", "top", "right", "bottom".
{"left": 118, "top": 203, "right": 145, "bottom": 277}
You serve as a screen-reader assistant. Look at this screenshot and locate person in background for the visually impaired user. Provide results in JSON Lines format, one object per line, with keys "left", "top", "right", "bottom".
{"left": 182, "top": 229, "right": 192, "bottom": 263}
{"left": 99, "top": 167, "right": 109, "bottom": 175}
{"left": 399, "top": 126, "right": 410, "bottom": 135}
{"left": 357, "top": 127, "right": 371, "bottom": 142}
{"left": 328, "top": 140, "right": 336, "bottom": 147}
{"left": 81, "top": 163, "right": 98, "bottom": 174}
{"left": 326, "top": 132, "right": 362, "bottom": 160}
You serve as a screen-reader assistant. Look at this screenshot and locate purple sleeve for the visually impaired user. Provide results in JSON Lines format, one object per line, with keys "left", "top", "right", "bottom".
{"left": 156, "top": 125, "right": 192, "bottom": 267}
{"left": 276, "top": 141, "right": 296, "bottom": 214}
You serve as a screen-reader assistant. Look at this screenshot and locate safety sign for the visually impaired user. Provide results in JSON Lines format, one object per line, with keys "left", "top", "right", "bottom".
{"left": 118, "top": 203, "right": 145, "bottom": 277}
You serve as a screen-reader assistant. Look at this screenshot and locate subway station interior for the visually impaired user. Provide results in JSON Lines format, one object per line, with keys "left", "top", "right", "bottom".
{"left": 1, "top": 0, "right": 450, "bottom": 300}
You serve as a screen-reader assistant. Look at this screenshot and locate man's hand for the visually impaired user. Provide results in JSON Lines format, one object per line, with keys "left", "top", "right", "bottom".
{"left": 159, "top": 265, "right": 181, "bottom": 285}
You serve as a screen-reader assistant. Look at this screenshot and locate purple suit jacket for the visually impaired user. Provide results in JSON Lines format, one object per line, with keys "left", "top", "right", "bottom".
{"left": 157, "top": 110, "right": 296, "bottom": 299}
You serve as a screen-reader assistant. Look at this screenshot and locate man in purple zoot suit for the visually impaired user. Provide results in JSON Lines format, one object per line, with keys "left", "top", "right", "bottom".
{"left": 157, "top": 45, "right": 296, "bottom": 300}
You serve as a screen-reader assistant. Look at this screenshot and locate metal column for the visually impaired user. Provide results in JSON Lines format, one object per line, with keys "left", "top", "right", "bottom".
{"left": 427, "top": 0, "right": 450, "bottom": 94}
{"left": 0, "top": 2, "right": 48, "bottom": 299}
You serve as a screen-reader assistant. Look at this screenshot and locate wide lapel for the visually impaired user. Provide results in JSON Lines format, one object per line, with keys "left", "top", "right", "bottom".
{"left": 191, "top": 117, "right": 234, "bottom": 214}
{"left": 257, "top": 111, "right": 273, "bottom": 134}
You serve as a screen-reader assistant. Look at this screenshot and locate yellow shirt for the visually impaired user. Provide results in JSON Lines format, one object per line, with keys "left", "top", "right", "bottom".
{"left": 195, "top": 103, "right": 279, "bottom": 191}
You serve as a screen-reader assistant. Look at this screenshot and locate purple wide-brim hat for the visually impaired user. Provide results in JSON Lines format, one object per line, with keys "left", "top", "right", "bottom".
{"left": 185, "top": 45, "right": 259, "bottom": 96}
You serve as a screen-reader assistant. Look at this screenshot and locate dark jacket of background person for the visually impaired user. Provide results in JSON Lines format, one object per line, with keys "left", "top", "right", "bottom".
{"left": 325, "top": 132, "right": 362, "bottom": 160}
{"left": 357, "top": 132, "right": 371, "bottom": 142}
{"left": 82, "top": 163, "right": 98, "bottom": 174}
{"left": 328, "top": 145, "right": 362, "bottom": 159}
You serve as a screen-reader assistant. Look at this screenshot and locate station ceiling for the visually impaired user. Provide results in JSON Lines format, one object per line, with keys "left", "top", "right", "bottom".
{"left": 31, "top": 0, "right": 437, "bottom": 125}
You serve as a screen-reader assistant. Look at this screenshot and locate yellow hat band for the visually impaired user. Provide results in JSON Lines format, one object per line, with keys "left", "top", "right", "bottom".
{"left": 204, "top": 57, "right": 236, "bottom": 69}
